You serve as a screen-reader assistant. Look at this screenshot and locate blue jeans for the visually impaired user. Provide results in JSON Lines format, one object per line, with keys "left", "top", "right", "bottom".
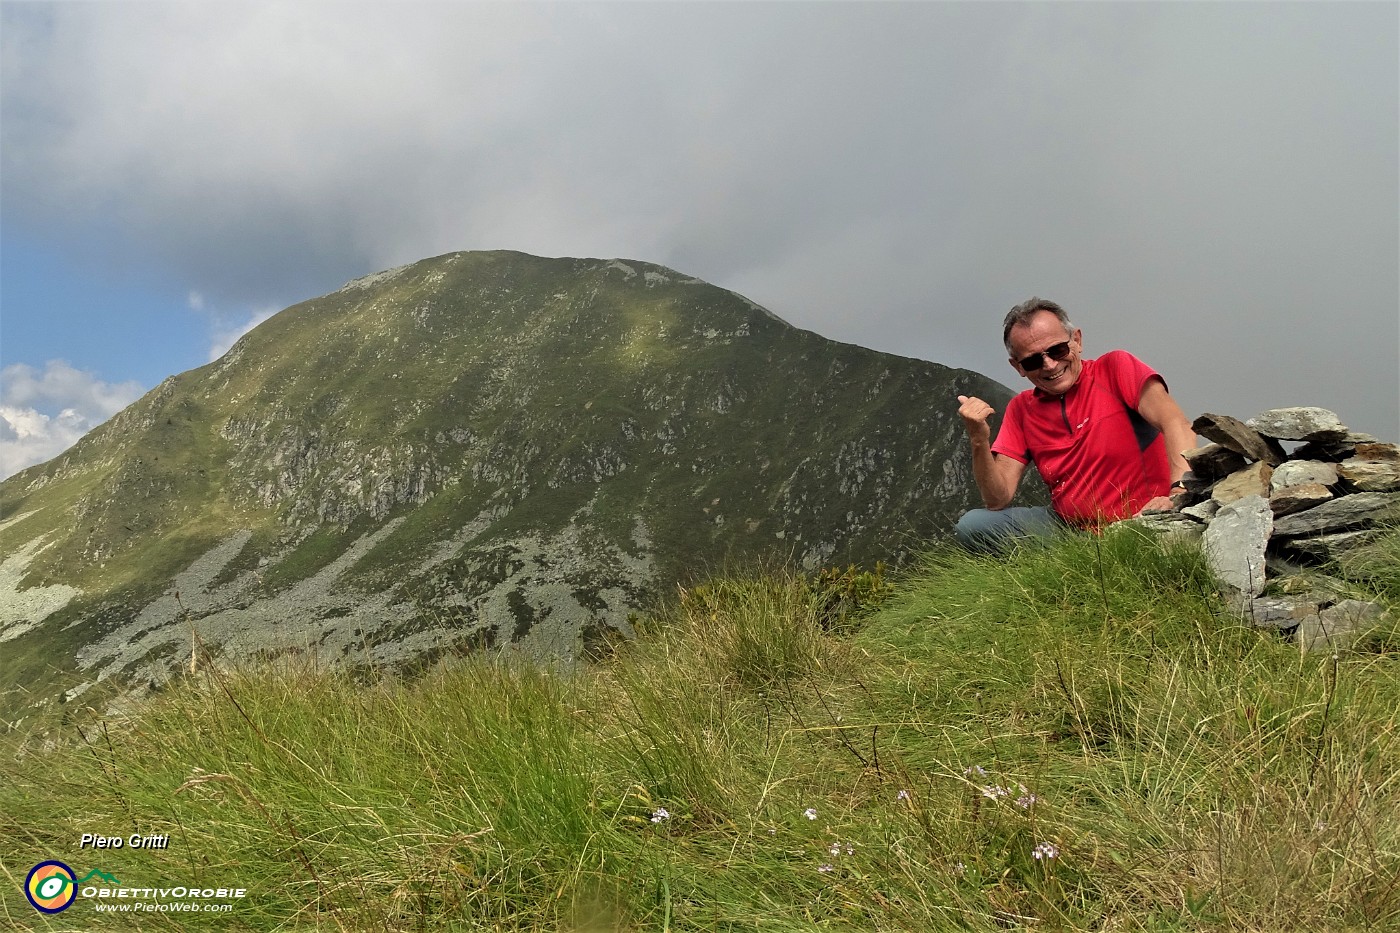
{"left": 955, "top": 506, "right": 1067, "bottom": 555}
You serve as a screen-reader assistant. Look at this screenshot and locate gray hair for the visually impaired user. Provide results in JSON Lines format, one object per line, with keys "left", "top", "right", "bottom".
{"left": 1002, "top": 297, "right": 1074, "bottom": 352}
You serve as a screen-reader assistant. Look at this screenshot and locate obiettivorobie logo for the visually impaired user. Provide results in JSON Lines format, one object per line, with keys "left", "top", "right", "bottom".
{"left": 23, "top": 861, "right": 247, "bottom": 914}
{"left": 24, "top": 862, "right": 118, "bottom": 914}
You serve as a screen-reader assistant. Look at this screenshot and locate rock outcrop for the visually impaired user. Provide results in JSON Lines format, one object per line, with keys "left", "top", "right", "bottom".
{"left": 1139, "top": 406, "right": 1397, "bottom": 652}
{"left": 0, "top": 251, "right": 1036, "bottom": 719}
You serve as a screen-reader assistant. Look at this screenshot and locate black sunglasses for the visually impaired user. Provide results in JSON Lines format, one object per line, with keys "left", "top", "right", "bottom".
{"left": 1017, "top": 341, "right": 1073, "bottom": 371}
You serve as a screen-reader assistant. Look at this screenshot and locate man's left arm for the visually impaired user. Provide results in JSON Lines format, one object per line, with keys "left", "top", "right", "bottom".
{"left": 1136, "top": 377, "right": 1197, "bottom": 512}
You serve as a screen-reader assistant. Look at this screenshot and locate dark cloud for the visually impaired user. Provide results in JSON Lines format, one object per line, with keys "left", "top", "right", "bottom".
{"left": 2, "top": 1, "right": 1395, "bottom": 437}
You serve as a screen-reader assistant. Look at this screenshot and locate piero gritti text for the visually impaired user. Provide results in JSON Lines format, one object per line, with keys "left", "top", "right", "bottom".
{"left": 80, "top": 832, "right": 170, "bottom": 850}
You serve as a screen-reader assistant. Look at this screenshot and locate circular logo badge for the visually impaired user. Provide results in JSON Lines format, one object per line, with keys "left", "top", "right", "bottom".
{"left": 25, "top": 861, "right": 78, "bottom": 913}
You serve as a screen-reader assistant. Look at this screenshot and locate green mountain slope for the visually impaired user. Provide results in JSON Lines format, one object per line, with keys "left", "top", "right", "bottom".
{"left": 0, "top": 251, "right": 1034, "bottom": 716}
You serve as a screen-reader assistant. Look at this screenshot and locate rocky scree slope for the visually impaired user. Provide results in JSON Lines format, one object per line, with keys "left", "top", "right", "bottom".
{"left": 0, "top": 251, "right": 1027, "bottom": 714}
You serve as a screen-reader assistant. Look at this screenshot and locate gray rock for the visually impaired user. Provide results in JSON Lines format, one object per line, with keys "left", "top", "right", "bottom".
{"left": 1270, "top": 492, "right": 1400, "bottom": 537}
{"left": 1299, "top": 599, "right": 1388, "bottom": 654}
{"left": 1212, "top": 461, "right": 1274, "bottom": 505}
{"left": 1246, "top": 407, "right": 1348, "bottom": 442}
{"left": 1269, "top": 482, "right": 1333, "bottom": 516}
{"left": 1181, "top": 499, "right": 1220, "bottom": 522}
{"left": 1183, "top": 443, "right": 1249, "bottom": 481}
{"left": 1271, "top": 460, "right": 1338, "bottom": 490}
{"left": 1192, "top": 413, "right": 1287, "bottom": 465}
{"left": 1283, "top": 529, "right": 1383, "bottom": 562}
{"left": 1338, "top": 458, "right": 1400, "bottom": 492}
{"left": 1293, "top": 432, "right": 1378, "bottom": 462}
{"left": 1129, "top": 511, "right": 1204, "bottom": 545}
{"left": 1244, "top": 595, "right": 1319, "bottom": 629}
{"left": 1202, "top": 494, "right": 1272, "bottom": 601}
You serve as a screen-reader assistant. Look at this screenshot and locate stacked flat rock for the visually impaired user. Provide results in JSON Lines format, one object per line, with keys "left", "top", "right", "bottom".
{"left": 1134, "top": 406, "right": 1397, "bottom": 653}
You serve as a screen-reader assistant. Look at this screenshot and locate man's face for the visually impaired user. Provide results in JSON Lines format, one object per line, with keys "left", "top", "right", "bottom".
{"left": 1007, "top": 311, "right": 1083, "bottom": 396}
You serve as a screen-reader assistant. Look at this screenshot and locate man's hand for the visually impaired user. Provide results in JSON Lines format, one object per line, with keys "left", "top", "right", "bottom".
{"left": 956, "top": 395, "right": 996, "bottom": 442}
{"left": 957, "top": 394, "right": 1024, "bottom": 510}
{"left": 1134, "top": 495, "right": 1177, "bottom": 515}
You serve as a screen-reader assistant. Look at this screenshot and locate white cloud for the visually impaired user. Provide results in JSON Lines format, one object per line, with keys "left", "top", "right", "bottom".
{"left": 0, "top": 361, "right": 145, "bottom": 479}
{"left": 207, "top": 306, "right": 279, "bottom": 363}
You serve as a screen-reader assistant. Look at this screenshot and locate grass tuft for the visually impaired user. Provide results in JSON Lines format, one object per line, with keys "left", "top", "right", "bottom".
{"left": 3, "top": 530, "right": 1397, "bottom": 930}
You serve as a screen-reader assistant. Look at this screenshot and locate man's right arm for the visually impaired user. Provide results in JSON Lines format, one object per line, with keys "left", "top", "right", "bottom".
{"left": 956, "top": 395, "right": 1026, "bottom": 510}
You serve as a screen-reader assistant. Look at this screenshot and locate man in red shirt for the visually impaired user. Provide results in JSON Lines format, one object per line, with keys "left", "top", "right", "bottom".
{"left": 955, "top": 298, "right": 1196, "bottom": 552}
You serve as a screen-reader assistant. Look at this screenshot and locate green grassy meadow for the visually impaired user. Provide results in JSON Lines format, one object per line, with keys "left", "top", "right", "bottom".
{"left": 3, "top": 527, "right": 1397, "bottom": 931}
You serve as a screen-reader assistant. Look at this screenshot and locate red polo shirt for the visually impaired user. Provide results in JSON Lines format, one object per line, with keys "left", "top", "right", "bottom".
{"left": 991, "top": 350, "right": 1171, "bottom": 526}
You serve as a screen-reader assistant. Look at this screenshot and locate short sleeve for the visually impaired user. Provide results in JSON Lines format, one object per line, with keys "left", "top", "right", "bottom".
{"left": 991, "top": 394, "right": 1031, "bottom": 464}
{"left": 1100, "top": 350, "right": 1163, "bottom": 410}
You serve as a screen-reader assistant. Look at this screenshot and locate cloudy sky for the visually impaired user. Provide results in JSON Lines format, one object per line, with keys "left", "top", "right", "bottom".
{"left": 2, "top": 1, "right": 1396, "bottom": 480}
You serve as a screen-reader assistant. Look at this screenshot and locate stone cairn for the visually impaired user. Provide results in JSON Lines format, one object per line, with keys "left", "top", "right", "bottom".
{"left": 1133, "top": 406, "right": 1398, "bottom": 653}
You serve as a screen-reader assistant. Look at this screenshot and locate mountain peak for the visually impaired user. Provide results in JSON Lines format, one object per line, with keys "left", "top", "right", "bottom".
{"left": 0, "top": 252, "right": 1031, "bottom": 716}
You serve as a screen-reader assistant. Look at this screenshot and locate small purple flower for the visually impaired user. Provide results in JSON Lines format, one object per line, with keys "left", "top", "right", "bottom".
{"left": 1032, "top": 841, "right": 1059, "bottom": 860}
{"left": 980, "top": 784, "right": 1010, "bottom": 800}
{"left": 963, "top": 765, "right": 988, "bottom": 778}
{"left": 818, "top": 863, "right": 834, "bottom": 874}
{"left": 803, "top": 807, "right": 818, "bottom": 820}
{"left": 896, "top": 789, "right": 910, "bottom": 801}
{"left": 650, "top": 808, "right": 670, "bottom": 823}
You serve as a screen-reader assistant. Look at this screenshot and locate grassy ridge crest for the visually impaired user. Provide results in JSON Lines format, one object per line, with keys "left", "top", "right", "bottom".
{"left": 2, "top": 528, "right": 1397, "bottom": 930}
